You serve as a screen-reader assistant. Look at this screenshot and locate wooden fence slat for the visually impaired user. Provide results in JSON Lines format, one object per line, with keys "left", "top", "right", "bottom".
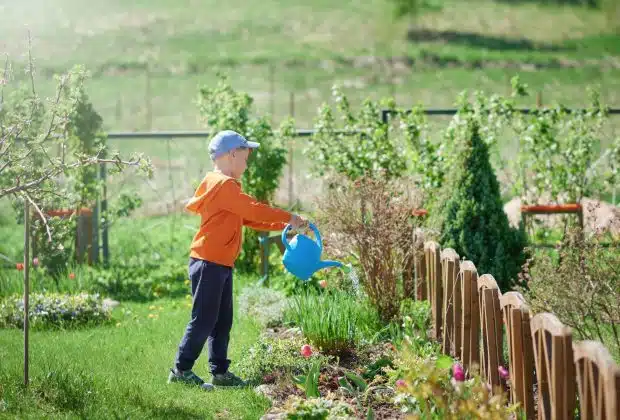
{"left": 460, "top": 260, "right": 479, "bottom": 372}
{"left": 500, "top": 292, "right": 536, "bottom": 419}
{"left": 424, "top": 242, "right": 442, "bottom": 340}
{"left": 441, "top": 248, "right": 459, "bottom": 356}
{"left": 573, "top": 340, "right": 620, "bottom": 420}
{"left": 478, "top": 274, "right": 504, "bottom": 390}
{"left": 415, "top": 249, "right": 427, "bottom": 301}
{"left": 531, "top": 313, "right": 576, "bottom": 420}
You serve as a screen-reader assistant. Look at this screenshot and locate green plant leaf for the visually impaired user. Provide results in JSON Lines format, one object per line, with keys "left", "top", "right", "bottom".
{"left": 344, "top": 371, "right": 368, "bottom": 391}
{"left": 366, "top": 406, "right": 375, "bottom": 420}
{"left": 435, "top": 355, "right": 453, "bottom": 370}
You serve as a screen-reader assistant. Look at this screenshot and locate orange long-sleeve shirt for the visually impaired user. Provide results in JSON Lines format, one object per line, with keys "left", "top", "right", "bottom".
{"left": 185, "top": 172, "right": 292, "bottom": 267}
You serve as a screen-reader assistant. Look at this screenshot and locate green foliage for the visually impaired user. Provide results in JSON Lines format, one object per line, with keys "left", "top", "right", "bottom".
{"left": 306, "top": 86, "right": 407, "bottom": 182}
{"left": 284, "top": 288, "right": 383, "bottom": 357}
{"left": 399, "top": 107, "right": 447, "bottom": 191}
{"left": 514, "top": 89, "right": 610, "bottom": 204}
{"left": 391, "top": 347, "right": 518, "bottom": 418}
{"left": 236, "top": 335, "right": 331, "bottom": 385}
{"left": 0, "top": 292, "right": 112, "bottom": 329}
{"left": 293, "top": 359, "right": 321, "bottom": 398}
{"left": 436, "top": 104, "right": 527, "bottom": 292}
{"left": 278, "top": 396, "right": 355, "bottom": 420}
{"left": 517, "top": 229, "right": 620, "bottom": 360}
{"left": 237, "top": 285, "right": 290, "bottom": 327}
{"left": 196, "top": 74, "right": 288, "bottom": 272}
{"left": 1, "top": 55, "right": 149, "bottom": 278}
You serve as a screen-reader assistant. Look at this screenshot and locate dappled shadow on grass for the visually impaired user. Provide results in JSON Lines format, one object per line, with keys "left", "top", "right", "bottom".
{"left": 407, "top": 28, "right": 570, "bottom": 52}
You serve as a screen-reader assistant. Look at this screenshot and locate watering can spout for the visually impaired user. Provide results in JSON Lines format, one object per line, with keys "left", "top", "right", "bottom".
{"left": 317, "top": 260, "right": 343, "bottom": 270}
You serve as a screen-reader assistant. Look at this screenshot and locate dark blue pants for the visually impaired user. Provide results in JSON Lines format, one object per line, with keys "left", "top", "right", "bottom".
{"left": 174, "top": 258, "right": 233, "bottom": 374}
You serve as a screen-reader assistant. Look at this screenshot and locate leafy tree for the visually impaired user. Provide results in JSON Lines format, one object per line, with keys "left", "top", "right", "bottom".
{"left": 0, "top": 54, "right": 150, "bottom": 229}
{"left": 306, "top": 86, "right": 407, "bottom": 182}
{"left": 1, "top": 42, "right": 151, "bottom": 278}
{"left": 437, "top": 104, "right": 527, "bottom": 292}
{"left": 196, "top": 74, "right": 289, "bottom": 272}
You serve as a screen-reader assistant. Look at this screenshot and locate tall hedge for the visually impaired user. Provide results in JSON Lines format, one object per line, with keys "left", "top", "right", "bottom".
{"left": 438, "top": 113, "right": 527, "bottom": 292}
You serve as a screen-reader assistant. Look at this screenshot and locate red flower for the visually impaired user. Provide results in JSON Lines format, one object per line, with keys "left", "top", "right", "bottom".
{"left": 16, "top": 263, "right": 24, "bottom": 271}
{"left": 452, "top": 363, "right": 465, "bottom": 382}
{"left": 395, "top": 379, "right": 406, "bottom": 389}
{"left": 69, "top": 272, "right": 75, "bottom": 279}
{"left": 32, "top": 257, "right": 39, "bottom": 267}
{"left": 300, "top": 344, "right": 312, "bottom": 358}
{"left": 319, "top": 280, "right": 327, "bottom": 288}
{"left": 498, "top": 366, "right": 509, "bottom": 380}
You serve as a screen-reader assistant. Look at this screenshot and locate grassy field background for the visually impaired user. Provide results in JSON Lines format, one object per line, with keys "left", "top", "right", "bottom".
{"left": 2, "top": 0, "right": 620, "bottom": 211}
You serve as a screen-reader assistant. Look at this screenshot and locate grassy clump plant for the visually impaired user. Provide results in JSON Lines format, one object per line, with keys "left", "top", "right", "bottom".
{"left": 284, "top": 288, "right": 382, "bottom": 357}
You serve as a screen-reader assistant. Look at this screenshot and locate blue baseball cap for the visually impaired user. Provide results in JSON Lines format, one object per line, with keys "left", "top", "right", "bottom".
{"left": 208, "top": 130, "right": 260, "bottom": 160}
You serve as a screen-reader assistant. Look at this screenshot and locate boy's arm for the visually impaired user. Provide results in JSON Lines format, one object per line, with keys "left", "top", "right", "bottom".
{"left": 218, "top": 180, "right": 292, "bottom": 223}
{"left": 243, "top": 220, "right": 287, "bottom": 231}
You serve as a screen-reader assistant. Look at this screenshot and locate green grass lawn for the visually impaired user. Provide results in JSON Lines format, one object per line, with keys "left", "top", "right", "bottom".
{"left": 0, "top": 282, "right": 271, "bottom": 419}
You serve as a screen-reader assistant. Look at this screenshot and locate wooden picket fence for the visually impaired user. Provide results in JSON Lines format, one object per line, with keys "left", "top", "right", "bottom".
{"left": 417, "top": 241, "right": 620, "bottom": 420}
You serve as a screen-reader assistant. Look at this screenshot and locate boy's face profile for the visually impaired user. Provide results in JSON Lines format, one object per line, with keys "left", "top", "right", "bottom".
{"left": 228, "top": 147, "right": 251, "bottom": 178}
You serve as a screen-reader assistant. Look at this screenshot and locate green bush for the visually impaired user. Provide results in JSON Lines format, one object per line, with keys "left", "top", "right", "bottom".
{"left": 237, "top": 285, "right": 290, "bottom": 327}
{"left": 518, "top": 228, "right": 620, "bottom": 360}
{"left": 284, "top": 288, "right": 383, "bottom": 357}
{"left": 0, "top": 292, "right": 112, "bottom": 329}
{"left": 435, "top": 109, "right": 527, "bottom": 292}
{"left": 306, "top": 86, "right": 407, "bottom": 182}
{"left": 237, "top": 335, "right": 331, "bottom": 385}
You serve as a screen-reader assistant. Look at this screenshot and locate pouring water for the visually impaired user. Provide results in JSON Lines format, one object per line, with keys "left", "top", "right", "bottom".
{"left": 341, "top": 263, "right": 361, "bottom": 296}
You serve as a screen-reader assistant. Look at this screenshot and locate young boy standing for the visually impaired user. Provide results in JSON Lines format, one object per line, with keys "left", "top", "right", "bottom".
{"left": 168, "top": 130, "right": 307, "bottom": 390}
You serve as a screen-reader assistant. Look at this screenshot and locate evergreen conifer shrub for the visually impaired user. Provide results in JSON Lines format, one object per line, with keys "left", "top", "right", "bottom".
{"left": 437, "top": 112, "right": 527, "bottom": 292}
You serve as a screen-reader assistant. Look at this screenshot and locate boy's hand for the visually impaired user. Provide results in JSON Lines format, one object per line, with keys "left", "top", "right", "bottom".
{"left": 289, "top": 214, "right": 308, "bottom": 229}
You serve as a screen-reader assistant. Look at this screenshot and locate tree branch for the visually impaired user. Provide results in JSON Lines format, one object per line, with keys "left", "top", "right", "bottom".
{"left": 1, "top": 156, "right": 144, "bottom": 199}
{"left": 22, "top": 191, "right": 52, "bottom": 242}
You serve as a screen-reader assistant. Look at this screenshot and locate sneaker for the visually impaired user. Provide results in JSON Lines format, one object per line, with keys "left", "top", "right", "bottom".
{"left": 168, "top": 368, "right": 214, "bottom": 391}
{"left": 212, "top": 371, "right": 248, "bottom": 387}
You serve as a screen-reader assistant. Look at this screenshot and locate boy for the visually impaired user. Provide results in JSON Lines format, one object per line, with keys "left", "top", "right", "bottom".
{"left": 168, "top": 130, "right": 307, "bottom": 390}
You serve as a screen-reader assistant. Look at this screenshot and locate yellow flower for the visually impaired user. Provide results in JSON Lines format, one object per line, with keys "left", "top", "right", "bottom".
{"left": 185, "top": 294, "right": 192, "bottom": 300}
{"left": 148, "top": 313, "right": 159, "bottom": 319}
{"left": 184, "top": 279, "right": 190, "bottom": 286}
{"left": 116, "top": 322, "right": 122, "bottom": 327}
{"left": 149, "top": 305, "right": 156, "bottom": 310}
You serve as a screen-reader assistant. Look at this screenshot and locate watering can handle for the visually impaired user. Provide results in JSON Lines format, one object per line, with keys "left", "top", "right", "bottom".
{"left": 281, "top": 224, "right": 293, "bottom": 251}
{"left": 309, "top": 223, "right": 322, "bottom": 252}
{"left": 281, "top": 223, "right": 322, "bottom": 252}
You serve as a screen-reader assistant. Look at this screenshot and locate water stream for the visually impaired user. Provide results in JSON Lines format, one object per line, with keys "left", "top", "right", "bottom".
{"left": 343, "top": 263, "right": 361, "bottom": 296}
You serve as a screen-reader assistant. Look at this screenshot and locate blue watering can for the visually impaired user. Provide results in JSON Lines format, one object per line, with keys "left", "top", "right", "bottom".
{"left": 281, "top": 223, "right": 348, "bottom": 281}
